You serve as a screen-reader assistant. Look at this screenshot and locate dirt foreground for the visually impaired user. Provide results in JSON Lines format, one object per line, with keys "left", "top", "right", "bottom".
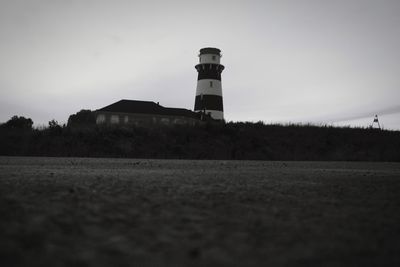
{"left": 1, "top": 157, "right": 400, "bottom": 266}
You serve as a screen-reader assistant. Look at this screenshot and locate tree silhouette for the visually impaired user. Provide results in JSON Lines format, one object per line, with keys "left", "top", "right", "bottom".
{"left": 3, "top": 116, "right": 33, "bottom": 130}
{"left": 67, "top": 110, "right": 95, "bottom": 127}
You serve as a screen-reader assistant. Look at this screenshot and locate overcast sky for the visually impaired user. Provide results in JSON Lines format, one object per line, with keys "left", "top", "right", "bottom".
{"left": 1, "top": 0, "right": 399, "bottom": 129}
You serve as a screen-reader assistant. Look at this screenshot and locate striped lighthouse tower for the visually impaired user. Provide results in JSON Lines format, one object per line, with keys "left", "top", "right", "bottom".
{"left": 194, "top": 47, "right": 225, "bottom": 120}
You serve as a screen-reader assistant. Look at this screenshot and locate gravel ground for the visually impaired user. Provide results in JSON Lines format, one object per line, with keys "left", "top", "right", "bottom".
{"left": 0, "top": 157, "right": 400, "bottom": 267}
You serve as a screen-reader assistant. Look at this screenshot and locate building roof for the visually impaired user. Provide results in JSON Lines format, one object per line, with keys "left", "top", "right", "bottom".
{"left": 199, "top": 47, "right": 221, "bottom": 56}
{"left": 96, "top": 99, "right": 201, "bottom": 119}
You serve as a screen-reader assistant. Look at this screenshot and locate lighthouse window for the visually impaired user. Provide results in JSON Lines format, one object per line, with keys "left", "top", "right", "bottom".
{"left": 210, "top": 81, "right": 213, "bottom": 87}
{"left": 212, "top": 55, "right": 216, "bottom": 60}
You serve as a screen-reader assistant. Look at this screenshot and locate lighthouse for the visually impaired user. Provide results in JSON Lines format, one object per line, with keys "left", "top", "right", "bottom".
{"left": 194, "top": 47, "right": 225, "bottom": 120}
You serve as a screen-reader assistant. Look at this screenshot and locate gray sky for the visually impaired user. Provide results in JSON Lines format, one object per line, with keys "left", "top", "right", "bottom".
{"left": 1, "top": 0, "right": 400, "bottom": 129}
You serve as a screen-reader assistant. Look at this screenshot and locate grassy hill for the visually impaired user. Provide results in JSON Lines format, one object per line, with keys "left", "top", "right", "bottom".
{"left": 1, "top": 120, "right": 399, "bottom": 161}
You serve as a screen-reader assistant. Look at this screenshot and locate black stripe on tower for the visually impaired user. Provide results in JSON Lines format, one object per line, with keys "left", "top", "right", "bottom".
{"left": 195, "top": 64, "right": 225, "bottom": 81}
{"left": 194, "top": 95, "right": 223, "bottom": 111}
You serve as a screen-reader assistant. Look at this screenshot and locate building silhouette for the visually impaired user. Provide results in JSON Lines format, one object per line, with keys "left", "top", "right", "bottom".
{"left": 95, "top": 100, "right": 201, "bottom": 126}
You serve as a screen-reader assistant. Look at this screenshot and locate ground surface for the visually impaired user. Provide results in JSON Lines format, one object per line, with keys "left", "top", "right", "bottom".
{"left": 0, "top": 157, "right": 400, "bottom": 267}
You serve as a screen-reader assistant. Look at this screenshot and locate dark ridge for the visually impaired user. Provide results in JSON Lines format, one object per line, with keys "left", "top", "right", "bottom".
{"left": 1, "top": 118, "right": 399, "bottom": 161}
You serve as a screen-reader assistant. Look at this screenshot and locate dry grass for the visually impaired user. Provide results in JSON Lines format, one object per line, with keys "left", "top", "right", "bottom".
{"left": 1, "top": 157, "right": 400, "bottom": 266}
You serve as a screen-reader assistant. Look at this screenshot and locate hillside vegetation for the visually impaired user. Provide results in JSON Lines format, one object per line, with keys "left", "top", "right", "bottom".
{"left": 1, "top": 114, "right": 399, "bottom": 161}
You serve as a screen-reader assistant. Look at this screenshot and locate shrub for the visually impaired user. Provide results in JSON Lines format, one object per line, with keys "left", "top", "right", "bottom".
{"left": 67, "top": 110, "right": 96, "bottom": 127}
{"left": 2, "top": 115, "right": 33, "bottom": 130}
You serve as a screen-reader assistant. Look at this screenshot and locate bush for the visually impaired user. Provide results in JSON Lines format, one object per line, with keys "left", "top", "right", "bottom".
{"left": 67, "top": 110, "right": 96, "bottom": 127}
{"left": 0, "top": 116, "right": 399, "bottom": 161}
{"left": 2, "top": 116, "right": 33, "bottom": 130}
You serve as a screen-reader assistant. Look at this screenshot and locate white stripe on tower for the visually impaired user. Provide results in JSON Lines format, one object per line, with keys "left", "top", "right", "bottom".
{"left": 194, "top": 47, "right": 224, "bottom": 120}
{"left": 196, "top": 80, "right": 222, "bottom": 96}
